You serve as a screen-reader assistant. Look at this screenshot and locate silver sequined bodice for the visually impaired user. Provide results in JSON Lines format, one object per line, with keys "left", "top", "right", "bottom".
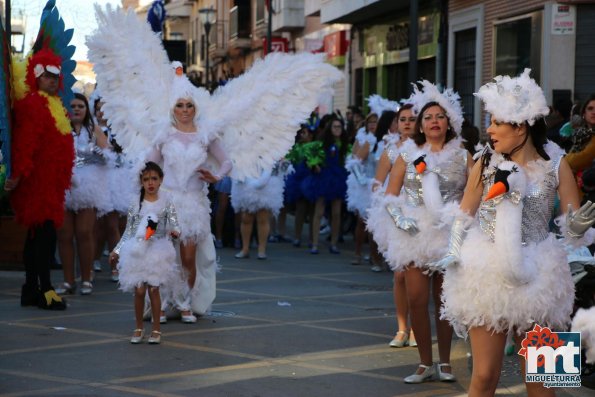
{"left": 114, "top": 198, "right": 180, "bottom": 254}
{"left": 478, "top": 156, "right": 561, "bottom": 243}
{"left": 402, "top": 148, "right": 468, "bottom": 207}
{"left": 73, "top": 127, "right": 105, "bottom": 167}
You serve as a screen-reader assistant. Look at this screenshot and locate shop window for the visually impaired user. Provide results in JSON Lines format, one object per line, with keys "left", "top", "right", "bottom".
{"left": 366, "top": 67, "right": 377, "bottom": 104}
{"left": 494, "top": 12, "right": 542, "bottom": 82}
{"left": 454, "top": 28, "right": 476, "bottom": 121}
{"left": 256, "top": 0, "right": 265, "bottom": 25}
{"left": 386, "top": 63, "right": 409, "bottom": 101}
{"left": 354, "top": 68, "right": 363, "bottom": 109}
{"left": 418, "top": 58, "right": 436, "bottom": 83}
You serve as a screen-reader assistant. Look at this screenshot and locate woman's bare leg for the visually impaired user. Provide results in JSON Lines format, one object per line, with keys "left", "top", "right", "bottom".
{"left": 404, "top": 265, "right": 433, "bottom": 368}
{"left": 215, "top": 192, "right": 229, "bottom": 242}
{"left": 74, "top": 208, "right": 96, "bottom": 283}
{"left": 514, "top": 332, "right": 556, "bottom": 397}
{"left": 330, "top": 199, "right": 341, "bottom": 247}
{"left": 468, "top": 326, "right": 507, "bottom": 396}
{"left": 240, "top": 211, "right": 254, "bottom": 255}
{"left": 179, "top": 241, "right": 197, "bottom": 288}
{"left": 394, "top": 271, "right": 410, "bottom": 335}
{"left": 432, "top": 273, "right": 453, "bottom": 371}
{"left": 354, "top": 215, "right": 365, "bottom": 257}
{"left": 105, "top": 212, "right": 121, "bottom": 272}
{"left": 311, "top": 197, "right": 325, "bottom": 249}
{"left": 256, "top": 209, "right": 270, "bottom": 256}
{"left": 294, "top": 199, "right": 307, "bottom": 242}
{"left": 134, "top": 284, "right": 147, "bottom": 330}
{"left": 148, "top": 285, "right": 161, "bottom": 333}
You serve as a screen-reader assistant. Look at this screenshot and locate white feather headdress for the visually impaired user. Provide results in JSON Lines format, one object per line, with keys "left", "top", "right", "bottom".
{"left": 169, "top": 61, "right": 210, "bottom": 124}
{"left": 409, "top": 80, "right": 463, "bottom": 133}
{"left": 474, "top": 68, "right": 549, "bottom": 126}
{"left": 366, "top": 94, "right": 400, "bottom": 116}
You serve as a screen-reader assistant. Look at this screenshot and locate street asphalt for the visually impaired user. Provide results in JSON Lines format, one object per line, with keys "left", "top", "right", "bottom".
{"left": 0, "top": 232, "right": 592, "bottom": 396}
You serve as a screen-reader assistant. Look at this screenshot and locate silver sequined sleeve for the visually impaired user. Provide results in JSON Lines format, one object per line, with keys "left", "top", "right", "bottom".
{"left": 166, "top": 201, "right": 181, "bottom": 235}
{"left": 113, "top": 205, "right": 137, "bottom": 255}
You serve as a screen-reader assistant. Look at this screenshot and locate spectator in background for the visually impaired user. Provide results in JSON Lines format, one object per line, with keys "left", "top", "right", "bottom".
{"left": 566, "top": 94, "right": 595, "bottom": 186}
{"left": 347, "top": 106, "right": 364, "bottom": 143}
{"left": 559, "top": 101, "right": 584, "bottom": 152}
{"left": 460, "top": 118, "right": 480, "bottom": 157}
{"left": 546, "top": 97, "right": 573, "bottom": 148}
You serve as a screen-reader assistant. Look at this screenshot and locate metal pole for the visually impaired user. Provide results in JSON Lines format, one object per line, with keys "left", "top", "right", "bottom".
{"left": 408, "top": 0, "right": 418, "bottom": 91}
{"left": 266, "top": 0, "right": 272, "bottom": 54}
{"left": 5, "top": 0, "right": 11, "bottom": 44}
{"left": 436, "top": 0, "right": 448, "bottom": 89}
{"left": 205, "top": 22, "right": 211, "bottom": 89}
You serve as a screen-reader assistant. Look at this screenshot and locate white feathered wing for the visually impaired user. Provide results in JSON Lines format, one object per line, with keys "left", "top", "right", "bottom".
{"left": 199, "top": 52, "right": 343, "bottom": 180}
{"left": 86, "top": 4, "right": 172, "bottom": 158}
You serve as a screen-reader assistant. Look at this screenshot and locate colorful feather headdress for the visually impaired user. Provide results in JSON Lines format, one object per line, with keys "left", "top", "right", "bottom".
{"left": 13, "top": 0, "right": 76, "bottom": 107}
{"left": 11, "top": 0, "right": 75, "bottom": 137}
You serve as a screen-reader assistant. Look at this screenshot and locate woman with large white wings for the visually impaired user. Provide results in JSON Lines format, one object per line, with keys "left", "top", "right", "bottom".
{"left": 87, "top": 5, "right": 342, "bottom": 319}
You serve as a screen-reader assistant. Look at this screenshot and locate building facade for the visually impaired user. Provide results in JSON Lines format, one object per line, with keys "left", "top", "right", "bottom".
{"left": 448, "top": 0, "right": 588, "bottom": 128}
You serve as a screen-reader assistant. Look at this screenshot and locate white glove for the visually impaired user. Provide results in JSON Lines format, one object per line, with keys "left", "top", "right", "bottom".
{"left": 566, "top": 201, "right": 595, "bottom": 238}
{"left": 427, "top": 217, "right": 468, "bottom": 271}
{"left": 385, "top": 203, "right": 419, "bottom": 236}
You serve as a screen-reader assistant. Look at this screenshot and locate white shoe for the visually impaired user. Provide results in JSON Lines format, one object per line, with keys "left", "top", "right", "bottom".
{"left": 93, "top": 260, "right": 102, "bottom": 272}
{"left": 437, "top": 363, "right": 456, "bottom": 382}
{"left": 404, "top": 364, "right": 435, "bottom": 384}
{"left": 147, "top": 330, "right": 161, "bottom": 344}
{"left": 110, "top": 270, "right": 119, "bottom": 282}
{"left": 181, "top": 311, "right": 197, "bottom": 323}
{"left": 80, "top": 281, "right": 93, "bottom": 295}
{"left": 130, "top": 329, "right": 144, "bottom": 344}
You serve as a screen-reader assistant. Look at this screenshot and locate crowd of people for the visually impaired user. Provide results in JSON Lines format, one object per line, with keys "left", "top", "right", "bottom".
{"left": 3, "top": 2, "right": 595, "bottom": 396}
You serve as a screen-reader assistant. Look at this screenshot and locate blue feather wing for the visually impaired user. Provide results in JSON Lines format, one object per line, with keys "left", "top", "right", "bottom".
{"left": 33, "top": 0, "right": 76, "bottom": 110}
{"left": 0, "top": 15, "right": 12, "bottom": 180}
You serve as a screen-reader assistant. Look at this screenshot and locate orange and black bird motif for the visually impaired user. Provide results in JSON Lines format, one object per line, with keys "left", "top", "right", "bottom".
{"left": 413, "top": 154, "right": 427, "bottom": 174}
{"left": 145, "top": 215, "right": 158, "bottom": 240}
{"left": 484, "top": 165, "right": 519, "bottom": 201}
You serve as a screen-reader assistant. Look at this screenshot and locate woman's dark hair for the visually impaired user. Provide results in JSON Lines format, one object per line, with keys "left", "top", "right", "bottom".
{"left": 321, "top": 115, "right": 349, "bottom": 166}
{"left": 139, "top": 161, "right": 164, "bottom": 210}
{"left": 460, "top": 118, "right": 480, "bottom": 156}
{"left": 478, "top": 118, "right": 550, "bottom": 185}
{"left": 396, "top": 103, "right": 414, "bottom": 119}
{"left": 93, "top": 97, "right": 124, "bottom": 153}
{"left": 412, "top": 101, "right": 457, "bottom": 146}
{"left": 374, "top": 110, "right": 397, "bottom": 151}
{"left": 71, "top": 93, "right": 95, "bottom": 137}
{"left": 580, "top": 94, "right": 595, "bottom": 127}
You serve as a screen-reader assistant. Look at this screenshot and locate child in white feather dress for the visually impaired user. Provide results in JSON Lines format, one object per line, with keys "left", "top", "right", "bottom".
{"left": 109, "top": 162, "right": 180, "bottom": 344}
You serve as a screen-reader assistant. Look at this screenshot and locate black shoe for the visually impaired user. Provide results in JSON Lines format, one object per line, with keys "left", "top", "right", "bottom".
{"left": 38, "top": 289, "right": 67, "bottom": 310}
{"left": 20, "top": 284, "right": 40, "bottom": 307}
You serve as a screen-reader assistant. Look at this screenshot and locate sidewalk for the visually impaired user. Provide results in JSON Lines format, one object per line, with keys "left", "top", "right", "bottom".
{"left": 0, "top": 237, "right": 592, "bottom": 396}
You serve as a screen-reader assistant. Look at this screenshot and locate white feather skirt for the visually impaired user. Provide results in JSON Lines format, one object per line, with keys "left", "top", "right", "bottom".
{"left": 366, "top": 195, "right": 448, "bottom": 271}
{"left": 571, "top": 307, "right": 595, "bottom": 363}
{"left": 442, "top": 229, "right": 574, "bottom": 338}
{"left": 65, "top": 164, "right": 112, "bottom": 216}
{"left": 346, "top": 174, "right": 373, "bottom": 217}
{"left": 230, "top": 176, "right": 285, "bottom": 216}
{"left": 108, "top": 166, "right": 137, "bottom": 215}
{"left": 117, "top": 237, "right": 178, "bottom": 292}
{"left": 165, "top": 187, "right": 211, "bottom": 244}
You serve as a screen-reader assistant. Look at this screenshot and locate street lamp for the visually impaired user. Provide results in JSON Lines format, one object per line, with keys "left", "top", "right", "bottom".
{"left": 198, "top": 7, "right": 217, "bottom": 90}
